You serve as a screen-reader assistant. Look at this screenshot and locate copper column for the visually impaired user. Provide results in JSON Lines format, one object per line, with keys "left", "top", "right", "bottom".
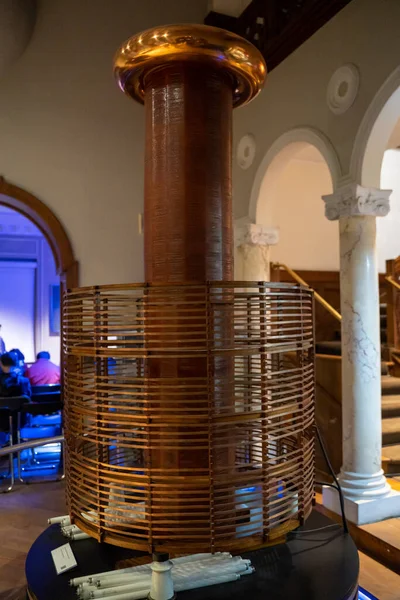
{"left": 114, "top": 25, "right": 266, "bottom": 474}
{"left": 144, "top": 63, "right": 233, "bottom": 282}
{"left": 115, "top": 24, "right": 265, "bottom": 285}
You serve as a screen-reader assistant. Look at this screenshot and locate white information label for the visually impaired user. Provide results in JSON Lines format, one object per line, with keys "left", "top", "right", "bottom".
{"left": 51, "top": 543, "right": 78, "bottom": 575}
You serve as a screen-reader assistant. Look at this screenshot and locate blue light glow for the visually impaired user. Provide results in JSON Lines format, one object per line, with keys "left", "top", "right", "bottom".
{"left": 359, "top": 587, "right": 379, "bottom": 600}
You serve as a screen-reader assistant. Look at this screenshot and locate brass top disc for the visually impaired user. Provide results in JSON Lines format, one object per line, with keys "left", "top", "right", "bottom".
{"left": 114, "top": 24, "right": 266, "bottom": 107}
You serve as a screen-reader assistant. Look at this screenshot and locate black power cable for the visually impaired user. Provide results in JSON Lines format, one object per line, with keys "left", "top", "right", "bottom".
{"left": 315, "top": 424, "right": 349, "bottom": 534}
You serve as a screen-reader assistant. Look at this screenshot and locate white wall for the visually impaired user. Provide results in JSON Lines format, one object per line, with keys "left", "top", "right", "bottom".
{"left": 256, "top": 146, "right": 399, "bottom": 274}
{"left": 1, "top": 0, "right": 399, "bottom": 284}
{"left": 378, "top": 149, "right": 400, "bottom": 272}
{"left": 0, "top": 0, "right": 35, "bottom": 77}
{"left": 256, "top": 146, "right": 338, "bottom": 271}
{"left": 0, "top": 0, "right": 207, "bottom": 287}
{"left": 208, "top": 0, "right": 250, "bottom": 16}
{"left": 233, "top": 0, "right": 400, "bottom": 220}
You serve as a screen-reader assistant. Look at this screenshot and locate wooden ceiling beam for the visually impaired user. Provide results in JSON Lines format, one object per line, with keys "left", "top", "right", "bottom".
{"left": 205, "top": 0, "right": 354, "bottom": 72}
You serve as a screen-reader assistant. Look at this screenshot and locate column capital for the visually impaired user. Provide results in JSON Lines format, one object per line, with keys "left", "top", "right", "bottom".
{"left": 234, "top": 218, "right": 279, "bottom": 247}
{"left": 322, "top": 183, "right": 391, "bottom": 221}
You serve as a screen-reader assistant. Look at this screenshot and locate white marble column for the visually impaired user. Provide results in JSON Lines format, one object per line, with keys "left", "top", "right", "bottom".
{"left": 234, "top": 218, "right": 279, "bottom": 282}
{"left": 322, "top": 183, "right": 400, "bottom": 524}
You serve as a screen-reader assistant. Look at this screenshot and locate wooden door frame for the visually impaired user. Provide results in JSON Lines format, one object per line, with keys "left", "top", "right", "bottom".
{"left": 0, "top": 176, "right": 78, "bottom": 375}
{"left": 0, "top": 176, "right": 79, "bottom": 288}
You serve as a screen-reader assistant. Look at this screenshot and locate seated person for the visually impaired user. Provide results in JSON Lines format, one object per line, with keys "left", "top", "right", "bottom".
{"left": 0, "top": 353, "right": 31, "bottom": 398}
{"left": 28, "top": 351, "right": 60, "bottom": 386}
{"left": 9, "top": 348, "right": 28, "bottom": 376}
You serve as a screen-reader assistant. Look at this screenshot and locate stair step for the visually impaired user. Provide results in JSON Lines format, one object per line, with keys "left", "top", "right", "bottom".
{"left": 382, "top": 396, "right": 400, "bottom": 418}
{"left": 382, "top": 444, "right": 400, "bottom": 474}
{"left": 382, "top": 376, "right": 400, "bottom": 396}
{"left": 316, "top": 343, "right": 390, "bottom": 375}
{"left": 331, "top": 331, "right": 387, "bottom": 342}
{"left": 382, "top": 417, "right": 400, "bottom": 445}
{"left": 316, "top": 340, "right": 389, "bottom": 362}
{"left": 380, "top": 303, "right": 387, "bottom": 315}
{"left": 316, "top": 341, "right": 341, "bottom": 355}
{"left": 382, "top": 345, "right": 393, "bottom": 362}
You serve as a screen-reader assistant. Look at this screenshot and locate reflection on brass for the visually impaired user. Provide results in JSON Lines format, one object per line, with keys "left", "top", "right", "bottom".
{"left": 114, "top": 24, "right": 266, "bottom": 106}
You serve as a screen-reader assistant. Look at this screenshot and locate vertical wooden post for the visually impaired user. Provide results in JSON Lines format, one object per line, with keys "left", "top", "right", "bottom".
{"left": 386, "top": 258, "right": 400, "bottom": 350}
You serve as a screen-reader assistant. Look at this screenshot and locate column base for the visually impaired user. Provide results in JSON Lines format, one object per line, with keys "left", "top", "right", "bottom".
{"left": 338, "top": 469, "right": 391, "bottom": 499}
{"left": 323, "top": 484, "right": 400, "bottom": 525}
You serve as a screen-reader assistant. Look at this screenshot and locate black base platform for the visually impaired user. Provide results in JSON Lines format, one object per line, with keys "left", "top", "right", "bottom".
{"left": 26, "top": 510, "right": 359, "bottom": 600}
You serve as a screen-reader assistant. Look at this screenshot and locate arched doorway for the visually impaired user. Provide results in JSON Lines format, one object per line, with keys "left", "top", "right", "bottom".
{"left": 251, "top": 134, "right": 339, "bottom": 272}
{"left": 0, "top": 176, "right": 78, "bottom": 289}
{"left": 350, "top": 66, "right": 400, "bottom": 274}
{"left": 249, "top": 127, "right": 341, "bottom": 222}
{"left": 351, "top": 65, "right": 400, "bottom": 189}
{"left": 247, "top": 129, "right": 342, "bottom": 349}
{"left": 0, "top": 176, "right": 78, "bottom": 366}
{"left": 352, "top": 66, "right": 400, "bottom": 350}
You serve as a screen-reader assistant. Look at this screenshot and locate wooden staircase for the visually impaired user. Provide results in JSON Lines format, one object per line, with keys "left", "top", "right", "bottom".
{"left": 381, "top": 373, "right": 400, "bottom": 473}
{"left": 270, "top": 261, "right": 400, "bottom": 479}
{"left": 316, "top": 303, "right": 400, "bottom": 477}
{"left": 272, "top": 262, "right": 400, "bottom": 578}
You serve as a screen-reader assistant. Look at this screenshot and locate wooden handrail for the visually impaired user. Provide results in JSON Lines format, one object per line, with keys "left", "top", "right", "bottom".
{"left": 386, "top": 259, "right": 400, "bottom": 350}
{"left": 386, "top": 275, "right": 400, "bottom": 291}
{"left": 271, "top": 262, "right": 342, "bottom": 322}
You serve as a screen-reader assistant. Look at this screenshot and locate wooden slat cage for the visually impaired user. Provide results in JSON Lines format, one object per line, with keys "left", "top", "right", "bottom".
{"left": 63, "top": 281, "right": 315, "bottom": 553}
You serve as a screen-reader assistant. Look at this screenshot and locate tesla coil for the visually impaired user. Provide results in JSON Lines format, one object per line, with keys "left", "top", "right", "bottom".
{"left": 63, "top": 24, "right": 315, "bottom": 555}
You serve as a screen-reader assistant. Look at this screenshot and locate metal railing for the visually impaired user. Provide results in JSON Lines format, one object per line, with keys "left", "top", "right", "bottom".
{"left": 271, "top": 262, "right": 342, "bottom": 322}
{"left": 0, "top": 435, "right": 64, "bottom": 457}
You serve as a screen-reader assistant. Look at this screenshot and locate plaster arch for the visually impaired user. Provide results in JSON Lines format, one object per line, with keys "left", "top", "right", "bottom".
{"left": 351, "top": 65, "right": 400, "bottom": 188}
{"left": 248, "top": 127, "right": 342, "bottom": 223}
{"left": 0, "top": 176, "right": 78, "bottom": 289}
